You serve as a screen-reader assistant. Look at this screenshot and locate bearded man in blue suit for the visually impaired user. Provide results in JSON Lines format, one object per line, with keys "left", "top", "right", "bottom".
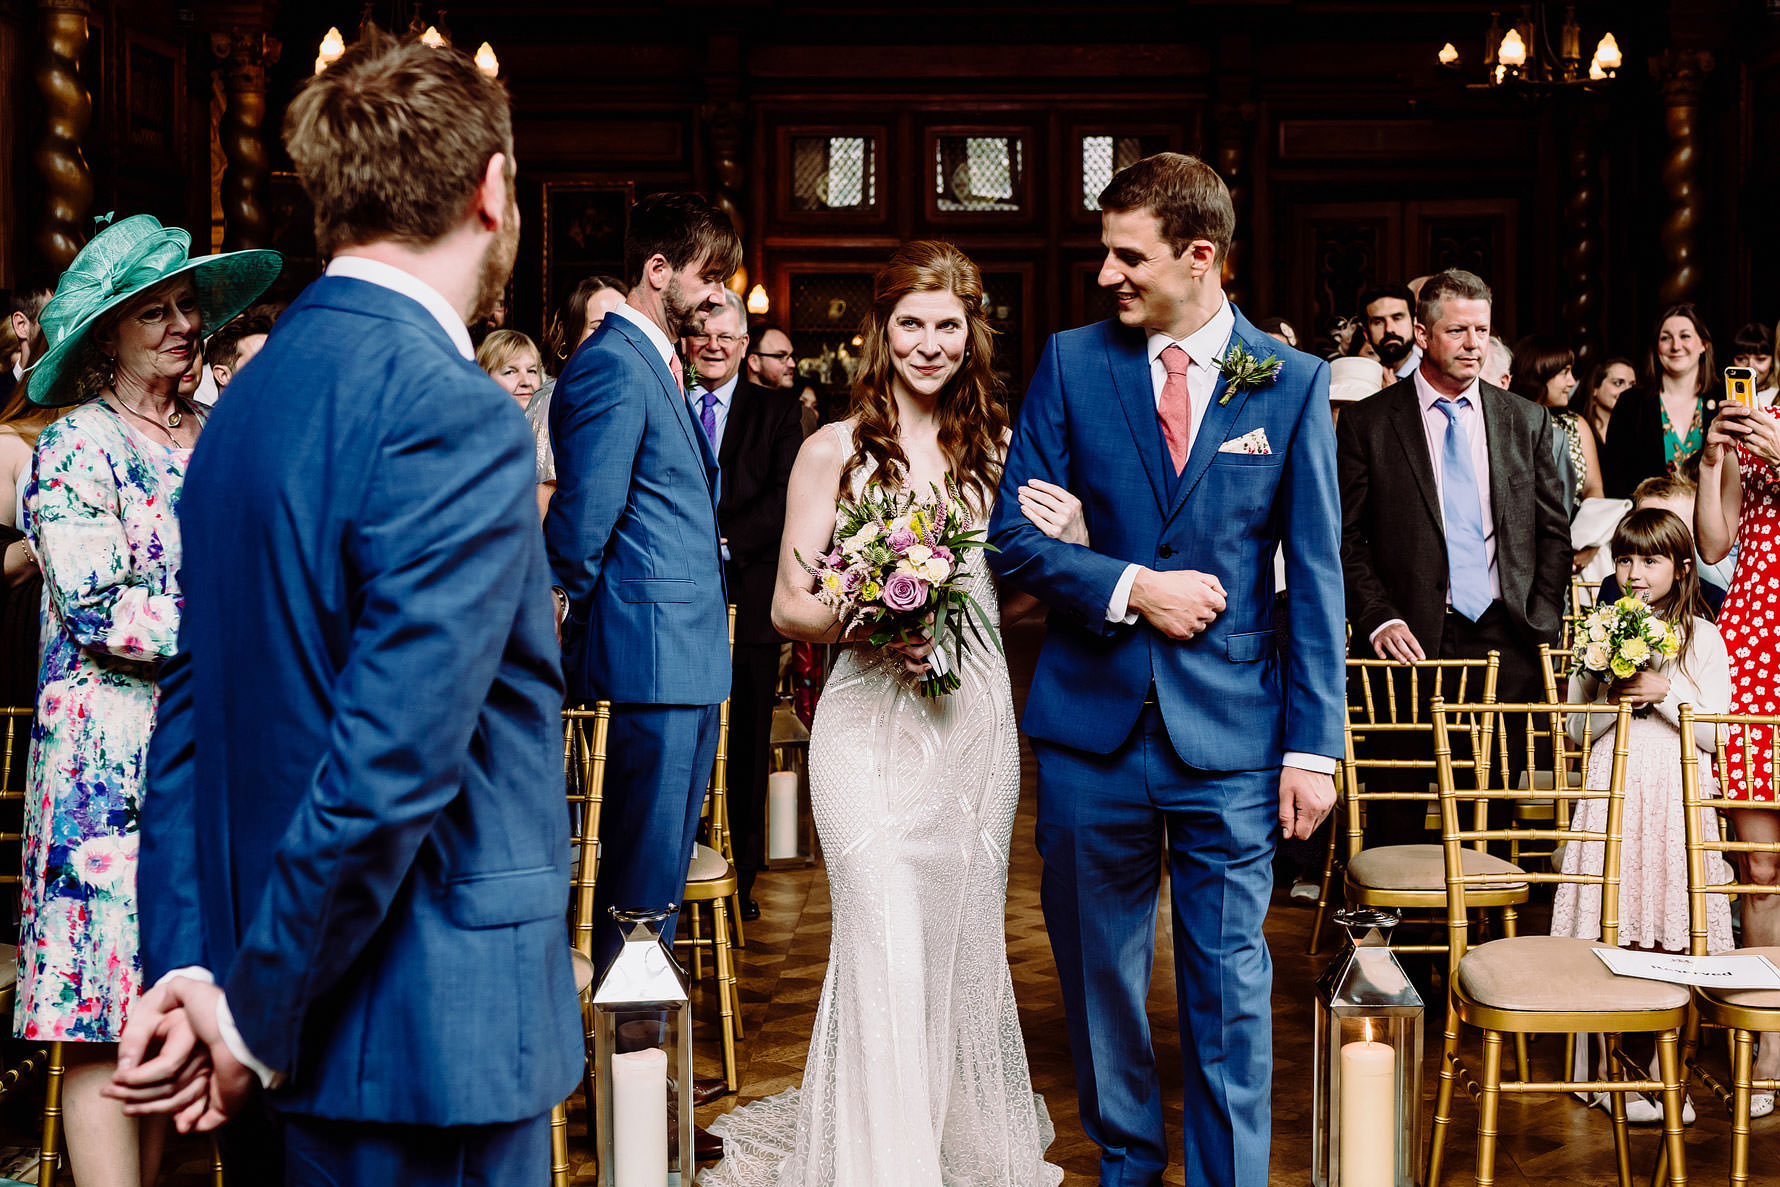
{"left": 989, "top": 153, "right": 1345, "bottom": 1187}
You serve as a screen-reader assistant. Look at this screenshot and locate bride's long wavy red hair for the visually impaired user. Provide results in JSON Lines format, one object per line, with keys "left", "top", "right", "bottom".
{"left": 840, "top": 240, "right": 1008, "bottom": 515}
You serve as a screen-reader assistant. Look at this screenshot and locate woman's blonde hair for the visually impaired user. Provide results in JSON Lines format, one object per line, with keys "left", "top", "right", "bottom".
{"left": 475, "top": 329, "right": 540, "bottom": 377}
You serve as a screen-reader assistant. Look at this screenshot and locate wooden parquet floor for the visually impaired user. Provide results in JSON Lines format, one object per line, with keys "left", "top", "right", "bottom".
{"left": 129, "top": 618, "right": 1780, "bottom": 1181}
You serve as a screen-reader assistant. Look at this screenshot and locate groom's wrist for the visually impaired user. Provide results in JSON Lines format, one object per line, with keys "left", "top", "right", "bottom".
{"left": 1107, "top": 564, "right": 1144, "bottom": 624}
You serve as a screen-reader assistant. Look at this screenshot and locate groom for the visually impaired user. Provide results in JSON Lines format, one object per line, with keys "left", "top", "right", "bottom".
{"left": 988, "top": 153, "right": 1344, "bottom": 1187}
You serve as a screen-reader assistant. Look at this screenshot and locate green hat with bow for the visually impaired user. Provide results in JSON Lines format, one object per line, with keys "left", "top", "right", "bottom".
{"left": 25, "top": 213, "right": 282, "bottom": 407}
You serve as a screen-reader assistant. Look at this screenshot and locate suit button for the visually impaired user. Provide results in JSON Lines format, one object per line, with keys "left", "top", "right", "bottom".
{"left": 1159, "top": 545, "right": 1175, "bottom": 559}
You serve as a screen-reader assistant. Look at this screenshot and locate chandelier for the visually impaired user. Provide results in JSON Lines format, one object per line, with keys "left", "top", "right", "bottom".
{"left": 315, "top": 5, "right": 498, "bottom": 78}
{"left": 1437, "top": 5, "right": 1621, "bottom": 90}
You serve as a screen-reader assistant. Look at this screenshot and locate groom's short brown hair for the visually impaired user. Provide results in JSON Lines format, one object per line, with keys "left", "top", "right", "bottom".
{"left": 1098, "top": 153, "right": 1235, "bottom": 263}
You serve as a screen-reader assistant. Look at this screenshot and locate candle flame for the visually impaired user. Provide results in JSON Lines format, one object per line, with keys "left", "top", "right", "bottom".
{"left": 1437, "top": 42, "right": 1459, "bottom": 68}
{"left": 315, "top": 27, "right": 345, "bottom": 75}
{"left": 1363, "top": 1018, "right": 1374, "bottom": 1043}
{"left": 1594, "top": 32, "right": 1622, "bottom": 72}
{"left": 474, "top": 42, "right": 499, "bottom": 78}
{"left": 1498, "top": 28, "right": 1526, "bottom": 69}
{"left": 746, "top": 284, "right": 770, "bottom": 315}
{"left": 420, "top": 25, "right": 447, "bottom": 49}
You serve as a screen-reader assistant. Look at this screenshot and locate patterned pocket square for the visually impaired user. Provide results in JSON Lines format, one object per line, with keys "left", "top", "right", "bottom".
{"left": 1218, "top": 428, "right": 1272, "bottom": 455}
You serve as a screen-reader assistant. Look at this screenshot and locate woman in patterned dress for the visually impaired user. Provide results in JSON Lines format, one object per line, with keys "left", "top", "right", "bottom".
{"left": 1697, "top": 395, "right": 1780, "bottom": 1117}
{"left": 15, "top": 215, "right": 277, "bottom": 1186}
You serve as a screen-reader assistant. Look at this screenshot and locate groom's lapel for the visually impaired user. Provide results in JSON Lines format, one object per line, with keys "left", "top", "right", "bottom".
{"left": 1105, "top": 325, "right": 1169, "bottom": 514}
{"left": 1166, "top": 313, "right": 1259, "bottom": 523}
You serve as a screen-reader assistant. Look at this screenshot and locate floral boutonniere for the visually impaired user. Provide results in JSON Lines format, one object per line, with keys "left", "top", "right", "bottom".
{"left": 681, "top": 350, "right": 701, "bottom": 392}
{"left": 1215, "top": 342, "right": 1284, "bottom": 404}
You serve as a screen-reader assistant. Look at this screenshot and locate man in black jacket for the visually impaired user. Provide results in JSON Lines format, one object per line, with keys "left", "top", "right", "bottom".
{"left": 689, "top": 290, "right": 804, "bottom": 917}
{"left": 1338, "top": 269, "right": 1571, "bottom": 846}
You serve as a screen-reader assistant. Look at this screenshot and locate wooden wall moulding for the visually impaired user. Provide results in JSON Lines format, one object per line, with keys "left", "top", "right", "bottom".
{"left": 120, "top": 29, "right": 184, "bottom": 160}
{"left": 922, "top": 124, "right": 1037, "bottom": 229}
{"left": 1275, "top": 118, "right": 1526, "bottom": 164}
{"left": 34, "top": 0, "right": 95, "bottom": 272}
{"left": 772, "top": 125, "right": 889, "bottom": 227}
{"left": 515, "top": 118, "right": 688, "bottom": 171}
{"left": 541, "top": 180, "right": 633, "bottom": 324}
{"left": 1067, "top": 123, "right": 1182, "bottom": 227}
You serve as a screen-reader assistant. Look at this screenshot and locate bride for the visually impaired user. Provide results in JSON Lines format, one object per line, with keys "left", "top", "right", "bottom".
{"left": 705, "top": 241, "right": 1081, "bottom": 1186}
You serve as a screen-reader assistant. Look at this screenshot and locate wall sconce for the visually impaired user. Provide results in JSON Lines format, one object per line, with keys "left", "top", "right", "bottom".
{"left": 314, "top": 26, "right": 344, "bottom": 75}
{"left": 746, "top": 285, "right": 770, "bottom": 316}
{"left": 1437, "top": 42, "right": 1460, "bottom": 68}
{"left": 420, "top": 25, "right": 446, "bottom": 48}
{"left": 475, "top": 42, "right": 499, "bottom": 78}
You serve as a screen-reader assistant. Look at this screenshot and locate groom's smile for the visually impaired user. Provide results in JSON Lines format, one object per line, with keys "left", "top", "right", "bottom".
{"left": 1097, "top": 206, "right": 1220, "bottom": 340}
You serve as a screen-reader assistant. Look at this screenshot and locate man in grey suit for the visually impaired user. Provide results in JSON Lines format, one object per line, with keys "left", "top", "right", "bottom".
{"left": 1337, "top": 268, "right": 1570, "bottom": 847}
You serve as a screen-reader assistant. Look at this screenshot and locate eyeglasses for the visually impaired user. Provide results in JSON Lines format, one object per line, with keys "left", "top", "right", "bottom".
{"left": 688, "top": 333, "right": 743, "bottom": 347}
{"left": 750, "top": 350, "right": 793, "bottom": 361}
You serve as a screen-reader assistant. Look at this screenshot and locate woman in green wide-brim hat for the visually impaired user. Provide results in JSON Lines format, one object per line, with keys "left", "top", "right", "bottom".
{"left": 14, "top": 214, "right": 277, "bottom": 1183}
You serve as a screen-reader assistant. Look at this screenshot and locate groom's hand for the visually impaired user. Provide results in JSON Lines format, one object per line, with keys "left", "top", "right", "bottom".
{"left": 1128, "top": 568, "right": 1226, "bottom": 639}
{"left": 1279, "top": 767, "right": 1336, "bottom": 840}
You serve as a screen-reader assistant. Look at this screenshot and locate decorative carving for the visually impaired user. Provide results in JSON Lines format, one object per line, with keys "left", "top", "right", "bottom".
{"left": 1214, "top": 101, "right": 1255, "bottom": 308}
{"left": 211, "top": 28, "right": 281, "bottom": 252}
{"left": 33, "top": 0, "right": 95, "bottom": 271}
{"left": 1652, "top": 50, "right": 1714, "bottom": 308}
{"left": 702, "top": 98, "right": 748, "bottom": 295}
{"left": 1310, "top": 221, "right": 1380, "bottom": 358}
{"left": 1560, "top": 103, "right": 1602, "bottom": 373}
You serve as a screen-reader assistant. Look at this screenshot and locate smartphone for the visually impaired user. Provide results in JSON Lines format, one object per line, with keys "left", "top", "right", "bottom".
{"left": 1726, "top": 366, "right": 1757, "bottom": 406}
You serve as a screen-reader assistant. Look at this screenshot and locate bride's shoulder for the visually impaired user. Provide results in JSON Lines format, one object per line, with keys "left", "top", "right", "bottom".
{"left": 797, "top": 418, "right": 854, "bottom": 469}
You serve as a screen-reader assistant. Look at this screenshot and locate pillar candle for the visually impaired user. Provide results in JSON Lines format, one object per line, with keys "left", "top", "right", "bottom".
{"left": 611, "top": 1047, "right": 668, "bottom": 1187}
{"left": 1339, "top": 1029, "right": 1395, "bottom": 1187}
{"left": 768, "top": 770, "right": 800, "bottom": 859}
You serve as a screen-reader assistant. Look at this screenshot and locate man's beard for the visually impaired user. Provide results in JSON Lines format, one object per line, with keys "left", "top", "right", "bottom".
{"left": 470, "top": 188, "right": 521, "bottom": 325}
{"left": 1372, "top": 334, "right": 1411, "bottom": 366}
{"left": 663, "top": 276, "right": 706, "bottom": 339}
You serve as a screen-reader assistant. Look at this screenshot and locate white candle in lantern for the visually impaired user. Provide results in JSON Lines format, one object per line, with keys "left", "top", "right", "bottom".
{"left": 1339, "top": 1020, "right": 1395, "bottom": 1187}
{"left": 611, "top": 1047, "right": 669, "bottom": 1186}
{"left": 768, "top": 770, "right": 800, "bottom": 859}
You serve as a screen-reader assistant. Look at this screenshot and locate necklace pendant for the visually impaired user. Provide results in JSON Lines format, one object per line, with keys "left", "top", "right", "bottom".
{"left": 166, "top": 410, "right": 182, "bottom": 429}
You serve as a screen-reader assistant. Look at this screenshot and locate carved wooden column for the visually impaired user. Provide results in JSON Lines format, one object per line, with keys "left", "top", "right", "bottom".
{"left": 211, "top": 28, "right": 281, "bottom": 251}
{"left": 702, "top": 34, "right": 747, "bottom": 295}
{"left": 1652, "top": 49, "right": 1714, "bottom": 309}
{"left": 1560, "top": 100, "right": 1603, "bottom": 372}
{"left": 33, "top": 0, "right": 94, "bottom": 271}
{"left": 1214, "top": 100, "right": 1255, "bottom": 309}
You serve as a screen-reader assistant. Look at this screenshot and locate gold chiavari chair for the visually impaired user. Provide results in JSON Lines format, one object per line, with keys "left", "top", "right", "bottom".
{"left": 1561, "top": 576, "right": 1605, "bottom": 650}
{"left": 1319, "top": 656, "right": 1520, "bottom": 964}
{"left": 1427, "top": 699, "right": 1689, "bottom": 1187}
{"left": 1671, "top": 706, "right": 1780, "bottom": 1187}
{"left": 1505, "top": 644, "right": 1584, "bottom": 871}
{"left": 553, "top": 702, "right": 611, "bottom": 1187}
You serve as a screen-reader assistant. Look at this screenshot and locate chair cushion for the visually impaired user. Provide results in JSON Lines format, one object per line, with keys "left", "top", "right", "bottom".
{"left": 571, "top": 949, "right": 594, "bottom": 994}
{"left": 1699, "top": 946, "right": 1780, "bottom": 1010}
{"left": 688, "top": 842, "right": 730, "bottom": 882}
{"left": 1458, "top": 936, "right": 1691, "bottom": 1012}
{"left": 1347, "top": 844, "right": 1527, "bottom": 892}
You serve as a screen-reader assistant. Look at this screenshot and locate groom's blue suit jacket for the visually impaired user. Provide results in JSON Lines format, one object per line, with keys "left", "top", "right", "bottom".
{"left": 989, "top": 310, "right": 1345, "bottom": 769}
{"left": 139, "top": 277, "right": 583, "bottom": 1125}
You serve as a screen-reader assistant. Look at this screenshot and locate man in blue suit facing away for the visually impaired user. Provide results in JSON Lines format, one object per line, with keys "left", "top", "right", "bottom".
{"left": 112, "top": 31, "right": 582, "bottom": 1185}
{"left": 989, "top": 153, "right": 1345, "bottom": 1187}
{"left": 544, "top": 192, "right": 739, "bottom": 976}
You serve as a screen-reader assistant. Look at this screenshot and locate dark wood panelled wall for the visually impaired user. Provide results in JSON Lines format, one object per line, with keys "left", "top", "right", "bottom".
{"left": 1, "top": 0, "right": 1774, "bottom": 394}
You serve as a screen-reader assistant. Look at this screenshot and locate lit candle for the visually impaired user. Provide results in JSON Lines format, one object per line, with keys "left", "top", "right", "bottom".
{"left": 768, "top": 770, "right": 800, "bottom": 860}
{"left": 1339, "top": 1020, "right": 1395, "bottom": 1187}
{"left": 611, "top": 1047, "right": 668, "bottom": 1186}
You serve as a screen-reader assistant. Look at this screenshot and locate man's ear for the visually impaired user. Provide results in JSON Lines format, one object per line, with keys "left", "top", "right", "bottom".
{"left": 210, "top": 364, "right": 232, "bottom": 387}
{"left": 1413, "top": 321, "right": 1431, "bottom": 351}
{"left": 644, "top": 252, "right": 672, "bottom": 292}
{"left": 475, "top": 153, "right": 509, "bottom": 231}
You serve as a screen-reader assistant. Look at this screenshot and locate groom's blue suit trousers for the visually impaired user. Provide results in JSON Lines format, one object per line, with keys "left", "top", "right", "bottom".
{"left": 1034, "top": 702, "right": 1278, "bottom": 1187}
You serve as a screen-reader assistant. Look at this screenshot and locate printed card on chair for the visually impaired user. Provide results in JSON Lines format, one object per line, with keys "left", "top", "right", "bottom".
{"left": 1593, "top": 947, "right": 1780, "bottom": 989}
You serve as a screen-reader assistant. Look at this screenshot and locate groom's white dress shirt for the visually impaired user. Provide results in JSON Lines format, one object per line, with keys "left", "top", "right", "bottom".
{"left": 1096, "top": 297, "right": 1334, "bottom": 775}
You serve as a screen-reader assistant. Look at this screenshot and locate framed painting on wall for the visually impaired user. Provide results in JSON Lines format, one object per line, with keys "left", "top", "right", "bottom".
{"left": 542, "top": 180, "right": 634, "bottom": 324}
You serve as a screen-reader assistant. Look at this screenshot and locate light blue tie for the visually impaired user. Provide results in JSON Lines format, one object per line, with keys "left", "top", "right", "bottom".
{"left": 1434, "top": 398, "right": 1492, "bottom": 621}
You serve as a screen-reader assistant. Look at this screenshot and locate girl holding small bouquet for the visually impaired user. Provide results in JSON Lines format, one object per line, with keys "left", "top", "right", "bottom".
{"left": 1553, "top": 507, "right": 1735, "bottom": 1120}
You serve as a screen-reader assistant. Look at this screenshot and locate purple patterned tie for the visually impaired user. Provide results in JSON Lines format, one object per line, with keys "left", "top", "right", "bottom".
{"left": 698, "top": 389, "right": 719, "bottom": 445}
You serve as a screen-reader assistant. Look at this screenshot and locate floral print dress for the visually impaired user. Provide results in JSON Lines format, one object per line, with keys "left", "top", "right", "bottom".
{"left": 15, "top": 401, "right": 190, "bottom": 1042}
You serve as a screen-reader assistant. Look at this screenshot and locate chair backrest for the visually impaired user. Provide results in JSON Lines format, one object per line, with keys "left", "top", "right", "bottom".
{"left": 0, "top": 708, "right": 28, "bottom": 920}
{"left": 1432, "top": 698, "right": 1634, "bottom": 969}
{"left": 562, "top": 703, "right": 611, "bottom": 960}
{"left": 1562, "top": 578, "right": 1604, "bottom": 649}
{"left": 1678, "top": 707, "right": 1780, "bottom": 957}
{"left": 1342, "top": 655, "right": 1500, "bottom": 857}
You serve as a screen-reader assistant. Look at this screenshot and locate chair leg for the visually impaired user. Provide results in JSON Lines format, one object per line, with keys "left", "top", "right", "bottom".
{"left": 1306, "top": 815, "right": 1341, "bottom": 957}
{"left": 211, "top": 1135, "right": 225, "bottom": 1187}
{"left": 550, "top": 1099, "right": 571, "bottom": 1187}
{"left": 580, "top": 995, "right": 598, "bottom": 1144}
{"left": 38, "top": 1042, "right": 64, "bottom": 1187}
{"left": 1731, "top": 1028, "right": 1755, "bottom": 1187}
{"left": 690, "top": 898, "right": 705, "bottom": 981}
{"left": 1654, "top": 1029, "right": 1687, "bottom": 1187}
{"left": 712, "top": 896, "right": 740, "bottom": 1093}
{"left": 1427, "top": 1004, "right": 1461, "bottom": 1186}
{"left": 1605, "top": 1033, "right": 1634, "bottom": 1187}
{"left": 728, "top": 887, "right": 746, "bottom": 950}
{"left": 1475, "top": 1030, "right": 1504, "bottom": 1187}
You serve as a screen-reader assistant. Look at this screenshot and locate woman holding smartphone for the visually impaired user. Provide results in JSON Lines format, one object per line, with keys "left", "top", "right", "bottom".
{"left": 1695, "top": 387, "right": 1780, "bottom": 1118}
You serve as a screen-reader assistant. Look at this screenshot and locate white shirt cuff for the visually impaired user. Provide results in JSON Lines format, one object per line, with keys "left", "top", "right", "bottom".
{"left": 1283, "top": 751, "right": 1338, "bottom": 775}
{"left": 1107, "top": 564, "right": 1141, "bottom": 624}
{"left": 1368, "top": 618, "right": 1407, "bottom": 646}
{"left": 155, "top": 967, "right": 285, "bottom": 1090}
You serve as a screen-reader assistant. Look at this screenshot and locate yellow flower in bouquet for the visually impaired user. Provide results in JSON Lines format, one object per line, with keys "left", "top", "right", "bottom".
{"left": 1618, "top": 636, "right": 1650, "bottom": 665}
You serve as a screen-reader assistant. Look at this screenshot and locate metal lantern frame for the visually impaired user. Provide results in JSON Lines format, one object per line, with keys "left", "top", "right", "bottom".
{"left": 592, "top": 906, "right": 696, "bottom": 1186}
{"left": 1312, "top": 908, "right": 1424, "bottom": 1187}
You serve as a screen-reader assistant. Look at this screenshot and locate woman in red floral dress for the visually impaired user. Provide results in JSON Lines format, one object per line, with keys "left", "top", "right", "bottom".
{"left": 1697, "top": 398, "right": 1780, "bottom": 1116}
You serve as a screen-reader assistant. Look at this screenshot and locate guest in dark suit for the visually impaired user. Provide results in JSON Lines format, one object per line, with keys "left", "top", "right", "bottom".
{"left": 115, "top": 31, "right": 582, "bottom": 1186}
{"left": 545, "top": 191, "right": 741, "bottom": 974}
{"left": 1338, "top": 268, "right": 1571, "bottom": 847}
{"left": 688, "top": 293, "right": 803, "bottom": 918}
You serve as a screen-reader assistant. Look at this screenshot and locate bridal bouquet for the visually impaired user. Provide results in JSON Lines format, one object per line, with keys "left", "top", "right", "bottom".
{"left": 799, "top": 481, "right": 999, "bottom": 697}
{"left": 1572, "top": 596, "right": 1681, "bottom": 683}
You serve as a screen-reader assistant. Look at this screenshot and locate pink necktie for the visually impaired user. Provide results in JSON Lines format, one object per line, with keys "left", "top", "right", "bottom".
{"left": 1158, "top": 344, "right": 1193, "bottom": 474}
{"left": 669, "top": 353, "right": 686, "bottom": 394}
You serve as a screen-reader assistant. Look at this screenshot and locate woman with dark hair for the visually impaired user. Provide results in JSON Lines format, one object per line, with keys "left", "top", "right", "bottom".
{"left": 709, "top": 241, "right": 1070, "bottom": 1185}
{"left": 1575, "top": 355, "right": 1638, "bottom": 448}
{"left": 1511, "top": 334, "right": 1601, "bottom": 510}
{"left": 1603, "top": 304, "right": 1719, "bottom": 496}
{"left": 529, "top": 277, "right": 627, "bottom": 516}
{"left": 1731, "top": 321, "right": 1776, "bottom": 405}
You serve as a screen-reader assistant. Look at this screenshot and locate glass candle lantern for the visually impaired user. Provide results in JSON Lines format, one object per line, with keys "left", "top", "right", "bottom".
{"left": 593, "top": 906, "right": 696, "bottom": 1187}
{"left": 1312, "top": 908, "right": 1424, "bottom": 1187}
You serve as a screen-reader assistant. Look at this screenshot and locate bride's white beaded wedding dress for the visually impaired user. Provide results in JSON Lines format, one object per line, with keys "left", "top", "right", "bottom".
{"left": 705, "top": 424, "right": 1061, "bottom": 1187}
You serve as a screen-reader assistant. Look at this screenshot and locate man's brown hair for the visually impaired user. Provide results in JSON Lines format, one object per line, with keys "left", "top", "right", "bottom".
{"left": 1097, "top": 153, "right": 1235, "bottom": 263}
{"left": 622, "top": 192, "right": 743, "bottom": 291}
{"left": 283, "top": 28, "right": 513, "bottom": 256}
